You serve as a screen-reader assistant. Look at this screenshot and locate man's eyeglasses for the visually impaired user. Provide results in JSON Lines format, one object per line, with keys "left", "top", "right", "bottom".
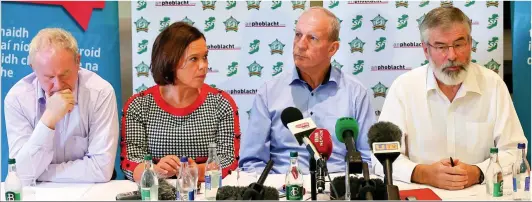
{"left": 426, "top": 40, "right": 469, "bottom": 56}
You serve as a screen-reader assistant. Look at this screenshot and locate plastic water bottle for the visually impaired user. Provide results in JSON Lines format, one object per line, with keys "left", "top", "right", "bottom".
{"left": 140, "top": 155, "right": 159, "bottom": 201}
{"left": 205, "top": 143, "right": 222, "bottom": 200}
{"left": 177, "top": 157, "right": 194, "bottom": 201}
{"left": 486, "top": 148, "right": 503, "bottom": 198}
{"left": 5, "top": 159, "right": 22, "bottom": 201}
{"left": 513, "top": 143, "right": 530, "bottom": 200}
{"left": 285, "top": 151, "right": 304, "bottom": 200}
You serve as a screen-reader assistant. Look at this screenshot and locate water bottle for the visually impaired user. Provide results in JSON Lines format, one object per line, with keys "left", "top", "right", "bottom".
{"left": 486, "top": 148, "right": 503, "bottom": 198}
{"left": 285, "top": 151, "right": 304, "bottom": 200}
{"left": 513, "top": 143, "right": 530, "bottom": 200}
{"left": 5, "top": 159, "right": 21, "bottom": 201}
{"left": 140, "top": 154, "right": 159, "bottom": 201}
{"left": 177, "top": 157, "right": 194, "bottom": 201}
{"left": 205, "top": 143, "right": 222, "bottom": 200}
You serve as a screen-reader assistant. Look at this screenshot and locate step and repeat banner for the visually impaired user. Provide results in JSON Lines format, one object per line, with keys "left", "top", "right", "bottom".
{"left": 1, "top": 1, "right": 122, "bottom": 180}
{"left": 131, "top": 0, "right": 309, "bottom": 135}
{"left": 511, "top": 1, "right": 531, "bottom": 160}
{"left": 324, "top": 0, "right": 504, "bottom": 118}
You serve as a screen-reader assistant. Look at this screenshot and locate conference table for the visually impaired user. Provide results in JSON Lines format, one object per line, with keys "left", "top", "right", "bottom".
{"left": 1, "top": 172, "right": 516, "bottom": 201}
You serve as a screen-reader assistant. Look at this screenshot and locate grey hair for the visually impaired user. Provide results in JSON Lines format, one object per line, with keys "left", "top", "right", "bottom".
{"left": 419, "top": 6, "right": 472, "bottom": 44}
{"left": 28, "top": 28, "right": 79, "bottom": 65}
{"left": 299, "top": 6, "right": 340, "bottom": 42}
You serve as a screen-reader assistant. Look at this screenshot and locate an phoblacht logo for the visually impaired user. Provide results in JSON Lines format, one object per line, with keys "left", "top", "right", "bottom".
{"left": 421, "top": 60, "right": 429, "bottom": 66}
{"left": 204, "top": 17, "right": 216, "bottom": 32}
{"left": 440, "top": 0, "right": 453, "bottom": 7}
{"left": 245, "top": 21, "right": 285, "bottom": 28}
{"left": 135, "top": 61, "right": 150, "bottom": 77}
{"left": 352, "top": 15, "right": 363, "bottom": 30}
{"left": 471, "top": 38, "right": 479, "bottom": 52}
{"left": 135, "top": 17, "right": 150, "bottom": 32}
{"left": 371, "top": 64, "right": 412, "bottom": 71}
{"left": 291, "top": 1, "right": 306, "bottom": 10}
{"left": 349, "top": 37, "right": 365, "bottom": 53}
{"left": 375, "top": 37, "right": 386, "bottom": 52}
{"left": 156, "top": 1, "right": 196, "bottom": 6}
{"left": 227, "top": 62, "right": 238, "bottom": 77}
{"left": 135, "top": 84, "right": 148, "bottom": 93}
{"left": 226, "top": 1, "right": 236, "bottom": 9}
{"left": 393, "top": 41, "right": 422, "bottom": 48}
{"left": 416, "top": 13, "right": 426, "bottom": 27}
{"left": 137, "top": 40, "right": 148, "bottom": 54}
{"left": 201, "top": 0, "right": 216, "bottom": 10}
{"left": 486, "top": 0, "right": 498, "bottom": 7}
{"left": 181, "top": 16, "right": 195, "bottom": 26}
{"left": 329, "top": 0, "right": 339, "bottom": 8}
{"left": 269, "top": 39, "right": 285, "bottom": 55}
{"left": 419, "top": 0, "right": 429, "bottom": 7}
{"left": 487, "top": 37, "right": 499, "bottom": 52}
{"left": 465, "top": 0, "right": 475, "bottom": 7}
{"left": 247, "top": 61, "right": 264, "bottom": 77}
{"left": 249, "top": 39, "right": 260, "bottom": 54}
{"left": 246, "top": 1, "right": 261, "bottom": 10}
{"left": 371, "top": 82, "right": 389, "bottom": 98}
{"left": 348, "top": 1, "right": 388, "bottom": 5}
{"left": 224, "top": 16, "right": 240, "bottom": 32}
{"left": 208, "top": 44, "right": 241, "bottom": 50}
{"left": 272, "top": 1, "right": 282, "bottom": 9}
{"left": 487, "top": 14, "right": 499, "bottom": 29}
{"left": 397, "top": 14, "right": 408, "bottom": 29}
{"left": 137, "top": 0, "right": 147, "bottom": 10}
{"left": 371, "top": 14, "right": 388, "bottom": 30}
{"left": 159, "top": 17, "right": 171, "bottom": 32}
{"left": 208, "top": 67, "right": 219, "bottom": 73}
{"left": 227, "top": 89, "right": 258, "bottom": 95}
{"left": 395, "top": 1, "right": 408, "bottom": 8}
{"left": 272, "top": 62, "right": 283, "bottom": 76}
{"left": 332, "top": 59, "right": 344, "bottom": 69}
{"left": 353, "top": 60, "right": 364, "bottom": 75}
{"left": 484, "top": 59, "right": 500, "bottom": 73}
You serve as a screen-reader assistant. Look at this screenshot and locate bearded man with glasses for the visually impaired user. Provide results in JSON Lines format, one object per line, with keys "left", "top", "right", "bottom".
{"left": 371, "top": 6, "right": 527, "bottom": 191}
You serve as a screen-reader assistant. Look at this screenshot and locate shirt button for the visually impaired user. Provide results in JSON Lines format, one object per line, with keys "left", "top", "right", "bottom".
{"left": 310, "top": 112, "right": 314, "bottom": 115}
{"left": 311, "top": 93, "right": 314, "bottom": 96}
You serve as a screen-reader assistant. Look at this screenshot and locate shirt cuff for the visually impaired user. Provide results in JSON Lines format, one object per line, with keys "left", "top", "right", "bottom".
{"left": 475, "top": 159, "right": 490, "bottom": 184}
{"left": 29, "top": 121, "right": 56, "bottom": 150}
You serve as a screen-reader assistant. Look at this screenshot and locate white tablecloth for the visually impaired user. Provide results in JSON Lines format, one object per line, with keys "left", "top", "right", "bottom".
{"left": 1, "top": 173, "right": 516, "bottom": 201}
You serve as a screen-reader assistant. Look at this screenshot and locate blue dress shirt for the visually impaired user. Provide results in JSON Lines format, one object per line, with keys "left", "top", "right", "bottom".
{"left": 239, "top": 66, "right": 376, "bottom": 174}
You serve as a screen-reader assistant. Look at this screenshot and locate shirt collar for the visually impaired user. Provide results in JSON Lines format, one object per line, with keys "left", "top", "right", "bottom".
{"left": 426, "top": 64, "right": 481, "bottom": 95}
{"left": 290, "top": 64, "right": 339, "bottom": 86}
{"left": 37, "top": 76, "right": 80, "bottom": 105}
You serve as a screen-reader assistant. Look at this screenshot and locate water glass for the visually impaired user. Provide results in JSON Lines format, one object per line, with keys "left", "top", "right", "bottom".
{"left": 19, "top": 176, "right": 36, "bottom": 201}
{"left": 236, "top": 167, "right": 257, "bottom": 187}
{"left": 502, "top": 163, "right": 514, "bottom": 196}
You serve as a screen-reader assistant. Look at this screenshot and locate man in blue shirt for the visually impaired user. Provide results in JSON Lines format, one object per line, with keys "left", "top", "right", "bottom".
{"left": 239, "top": 7, "right": 376, "bottom": 174}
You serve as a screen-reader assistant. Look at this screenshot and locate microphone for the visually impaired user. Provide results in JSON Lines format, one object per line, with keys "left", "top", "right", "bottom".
{"left": 330, "top": 176, "right": 386, "bottom": 200}
{"left": 309, "top": 128, "right": 333, "bottom": 196}
{"left": 368, "top": 121, "right": 403, "bottom": 200}
{"left": 335, "top": 117, "right": 363, "bottom": 174}
{"left": 216, "top": 186, "right": 280, "bottom": 200}
{"left": 116, "top": 178, "right": 177, "bottom": 200}
{"left": 280, "top": 107, "right": 322, "bottom": 163}
{"left": 241, "top": 159, "right": 274, "bottom": 200}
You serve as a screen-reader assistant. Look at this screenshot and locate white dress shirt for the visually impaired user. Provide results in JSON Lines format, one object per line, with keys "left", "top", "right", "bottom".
{"left": 5, "top": 68, "right": 119, "bottom": 183}
{"left": 372, "top": 63, "right": 527, "bottom": 183}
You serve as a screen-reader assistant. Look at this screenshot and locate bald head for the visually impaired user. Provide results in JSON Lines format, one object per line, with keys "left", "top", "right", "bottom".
{"left": 297, "top": 7, "right": 340, "bottom": 42}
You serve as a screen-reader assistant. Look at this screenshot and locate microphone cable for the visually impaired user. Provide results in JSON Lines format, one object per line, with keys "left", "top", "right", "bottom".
{"left": 318, "top": 159, "right": 339, "bottom": 200}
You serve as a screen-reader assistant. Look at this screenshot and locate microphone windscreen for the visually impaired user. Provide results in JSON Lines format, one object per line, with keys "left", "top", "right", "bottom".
{"left": 334, "top": 117, "right": 359, "bottom": 143}
{"left": 280, "top": 107, "right": 303, "bottom": 128}
{"left": 159, "top": 178, "right": 177, "bottom": 200}
{"left": 330, "top": 176, "right": 386, "bottom": 200}
{"left": 216, "top": 186, "right": 280, "bottom": 200}
{"left": 310, "top": 129, "right": 333, "bottom": 160}
{"left": 367, "top": 121, "right": 403, "bottom": 150}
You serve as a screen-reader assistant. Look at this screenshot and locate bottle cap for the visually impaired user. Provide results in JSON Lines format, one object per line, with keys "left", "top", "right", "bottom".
{"left": 290, "top": 151, "right": 298, "bottom": 157}
{"left": 490, "top": 147, "right": 498, "bottom": 153}
{"left": 518, "top": 143, "right": 526, "bottom": 149}
{"left": 8, "top": 158, "right": 15, "bottom": 164}
{"left": 144, "top": 154, "right": 152, "bottom": 160}
{"left": 181, "top": 157, "right": 188, "bottom": 162}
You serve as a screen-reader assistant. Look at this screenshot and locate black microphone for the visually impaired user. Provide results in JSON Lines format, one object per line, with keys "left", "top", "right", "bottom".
{"left": 116, "top": 178, "right": 177, "bottom": 200}
{"left": 368, "top": 121, "right": 403, "bottom": 200}
{"left": 330, "top": 176, "right": 386, "bottom": 200}
{"left": 241, "top": 160, "right": 274, "bottom": 200}
{"left": 216, "top": 186, "right": 280, "bottom": 200}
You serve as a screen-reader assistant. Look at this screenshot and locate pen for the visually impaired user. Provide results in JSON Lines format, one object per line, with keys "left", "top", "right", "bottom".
{"left": 450, "top": 157, "right": 455, "bottom": 167}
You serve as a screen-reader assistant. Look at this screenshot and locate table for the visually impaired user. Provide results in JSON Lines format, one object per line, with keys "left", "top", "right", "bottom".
{"left": 1, "top": 173, "right": 515, "bottom": 201}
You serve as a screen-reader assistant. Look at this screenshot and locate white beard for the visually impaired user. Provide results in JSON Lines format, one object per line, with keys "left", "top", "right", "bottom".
{"left": 429, "top": 58, "right": 469, "bottom": 86}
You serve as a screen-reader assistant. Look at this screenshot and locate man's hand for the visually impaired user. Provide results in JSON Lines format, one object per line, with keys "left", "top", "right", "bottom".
{"left": 412, "top": 158, "right": 468, "bottom": 190}
{"left": 154, "top": 155, "right": 180, "bottom": 178}
{"left": 453, "top": 159, "right": 481, "bottom": 188}
{"left": 41, "top": 89, "right": 75, "bottom": 129}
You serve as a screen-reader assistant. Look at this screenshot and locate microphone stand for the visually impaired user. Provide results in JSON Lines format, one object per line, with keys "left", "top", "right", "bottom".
{"left": 309, "top": 156, "right": 317, "bottom": 201}
{"left": 344, "top": 160, "right": 350, "bottom": 201}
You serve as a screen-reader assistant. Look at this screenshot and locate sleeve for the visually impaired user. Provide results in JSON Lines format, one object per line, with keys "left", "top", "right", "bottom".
{"left": 217, "top": 92, "right": 241, "bottom": 178}
{"left": 238, "top": 84, "right": 271, "bottom": 171}
{"left": 5, "top": 94, "right": 56, "bottom": 180}
{"left": 475, "top": 77, "right": 528, "bottom": 184}
{"left": 120, "top": 95, "right": 148, "bottom": 181}
{"left": 372, "top": 78, "right": 419, "bottom": 183}
{"left": 352, "top": 85, "right": 377, "bottom": 164}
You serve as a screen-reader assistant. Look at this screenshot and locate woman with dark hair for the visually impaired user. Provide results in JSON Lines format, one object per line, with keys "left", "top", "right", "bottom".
{"left": 120, "top": 22, "right": 240, "bottom": 182}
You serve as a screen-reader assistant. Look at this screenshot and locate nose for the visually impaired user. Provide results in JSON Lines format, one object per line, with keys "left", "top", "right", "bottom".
{"left": 446, "top": 46, "right": 457, "bottom": 61}
{"left": 198, "top": 59, "right": 208, "bottom": 72}
{"left": 294, "top": 37, "right": 308, "bottom": 52}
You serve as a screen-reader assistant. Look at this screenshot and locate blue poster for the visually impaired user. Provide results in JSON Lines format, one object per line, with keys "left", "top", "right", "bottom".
{"left": 1, "top": 1, "right": 123, "bottom": 180}
{"left": 511, "top": 1, "right": 531, "bottom": 160}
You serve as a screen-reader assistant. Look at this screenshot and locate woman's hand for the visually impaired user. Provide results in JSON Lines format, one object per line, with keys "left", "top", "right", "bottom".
{"left": 155, "top": 155, "right": 180, "bottom": 178}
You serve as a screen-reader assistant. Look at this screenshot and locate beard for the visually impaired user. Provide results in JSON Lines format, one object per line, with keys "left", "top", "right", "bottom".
{"left": 429, "top": 58, "right": 470, "bottom": 86}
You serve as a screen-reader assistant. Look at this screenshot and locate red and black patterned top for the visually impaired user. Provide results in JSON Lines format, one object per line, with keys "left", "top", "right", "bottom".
{"left": 120, "top": 84, "right": 240, "bottom": 180}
